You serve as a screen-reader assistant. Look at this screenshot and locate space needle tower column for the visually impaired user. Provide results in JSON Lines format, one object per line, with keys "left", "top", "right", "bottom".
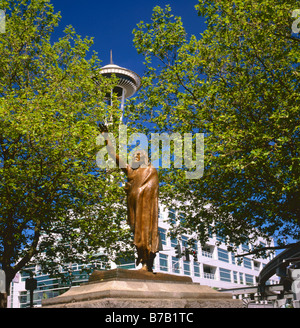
{"left": 99, "top": 51, "right": 141, "bottom": 123}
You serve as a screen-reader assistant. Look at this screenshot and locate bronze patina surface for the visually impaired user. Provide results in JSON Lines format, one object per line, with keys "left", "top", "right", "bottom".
{"left": 99, "top": 123, "right": 159, "bottom": 272}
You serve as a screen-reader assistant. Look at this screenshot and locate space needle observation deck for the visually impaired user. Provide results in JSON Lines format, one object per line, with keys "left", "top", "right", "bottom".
{"left": 99, "top": 51, "right": 141, "bottom": 122}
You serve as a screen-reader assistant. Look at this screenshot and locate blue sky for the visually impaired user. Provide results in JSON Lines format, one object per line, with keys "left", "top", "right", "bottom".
{"left": 50, "top": 0, "right": 206, "bottom": 77}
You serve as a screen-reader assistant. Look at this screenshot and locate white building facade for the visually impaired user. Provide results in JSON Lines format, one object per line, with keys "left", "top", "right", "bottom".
{"left": 152, "top": 206, "right": 278, "bottom": 290}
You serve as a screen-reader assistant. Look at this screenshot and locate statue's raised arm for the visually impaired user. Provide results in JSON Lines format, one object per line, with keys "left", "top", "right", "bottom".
{"left": 98, "top": 123, "right": 128, "bottom": 175}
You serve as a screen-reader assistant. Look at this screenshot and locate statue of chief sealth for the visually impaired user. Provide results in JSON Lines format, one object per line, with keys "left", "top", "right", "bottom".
{"left": 98, "top": 123, "right": 160, "bottom": 272}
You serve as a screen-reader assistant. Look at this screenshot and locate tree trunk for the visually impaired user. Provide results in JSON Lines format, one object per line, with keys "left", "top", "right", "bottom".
{"left": 0, "top": 293, "right": 7, "bottom": 308}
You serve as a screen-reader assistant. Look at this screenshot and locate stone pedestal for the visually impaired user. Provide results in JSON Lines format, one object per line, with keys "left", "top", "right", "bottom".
{"left": 42, "top": 269, "right": 242, "bottom": 308}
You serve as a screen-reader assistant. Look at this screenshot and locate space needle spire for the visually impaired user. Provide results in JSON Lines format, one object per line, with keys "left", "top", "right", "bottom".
{"left": 110, "top": 49, "right": 113, "bottom": 65}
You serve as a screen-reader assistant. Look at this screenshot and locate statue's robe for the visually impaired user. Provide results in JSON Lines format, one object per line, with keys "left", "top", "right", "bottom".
{"left": 124, "top": 164, "right": 159, "bottom": 268}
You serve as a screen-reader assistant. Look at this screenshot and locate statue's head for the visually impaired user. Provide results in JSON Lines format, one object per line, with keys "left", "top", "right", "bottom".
{"left": 131, "top": 149, "right": 149, "bottom": 169}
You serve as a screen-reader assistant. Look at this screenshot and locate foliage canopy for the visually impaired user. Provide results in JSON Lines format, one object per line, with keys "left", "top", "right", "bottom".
{"left": 0, "top": 0, "right": 133, "bottom": 294}
{"left": 131, "top": 1, "right": 300, "bottom": 255}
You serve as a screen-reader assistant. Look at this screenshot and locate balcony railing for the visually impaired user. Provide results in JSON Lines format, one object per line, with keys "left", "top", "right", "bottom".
{"left": 202, "top": 250, "right": 213, "bottom": 258}
{"left": 202, "top": 272, "right": 215, "bottom": 280}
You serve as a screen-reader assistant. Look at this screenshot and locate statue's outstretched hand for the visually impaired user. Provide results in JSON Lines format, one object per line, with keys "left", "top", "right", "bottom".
{"left": 98, "top": 122, "right": 108, "bottom": 134}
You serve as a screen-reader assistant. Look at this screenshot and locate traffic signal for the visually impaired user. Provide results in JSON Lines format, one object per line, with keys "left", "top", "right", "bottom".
{"left": 193, "top": 250, "right": 198, "bottom": 262}
{"left": 184, "top": 248, "right": 190, "bottom": 261}
{"left": 175, "top": 243, "right": 181, "bottom": 258}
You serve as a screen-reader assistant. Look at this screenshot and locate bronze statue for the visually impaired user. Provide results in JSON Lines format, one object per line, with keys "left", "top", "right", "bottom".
{"left": 98, "top": 123, "right": 159, "bottom": 272}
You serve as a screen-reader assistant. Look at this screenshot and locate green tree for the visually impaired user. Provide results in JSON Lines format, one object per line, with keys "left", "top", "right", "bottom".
{"left": 131, "top": 2, "right": 300, "bottom": 254}
{"left": 0, "top": 0, "right": 132, "bottom": 301}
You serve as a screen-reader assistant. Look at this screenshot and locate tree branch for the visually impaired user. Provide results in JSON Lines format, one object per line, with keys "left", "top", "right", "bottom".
{"left": 13, "top": 220, "right": 42, "bottom": 273}
{"left": 274, "top": 32, "right": 300, "bottom": 44}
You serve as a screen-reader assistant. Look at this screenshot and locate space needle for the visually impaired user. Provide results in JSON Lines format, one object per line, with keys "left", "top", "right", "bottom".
{"left": 99, "top": 51, "right": 141, "bottom": 123}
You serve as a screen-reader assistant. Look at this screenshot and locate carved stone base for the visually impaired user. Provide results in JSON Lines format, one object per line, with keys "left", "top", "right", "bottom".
{"left": 88, "top": 268, "right": 193, "bottom": 283}
{"left": 42, "top": 269, "right": 242, "bottom": 308}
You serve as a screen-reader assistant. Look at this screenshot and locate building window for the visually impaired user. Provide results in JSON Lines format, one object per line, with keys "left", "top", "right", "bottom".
{"left": 182, "top": 235, "right": 188, "bottom": 248}
{"left": 233, "top": 271, "right": 238, "bottom": 283}
{"left": 183, "top": 261, "right": 190, "bottom": 276}
{"left": 239, "top": 272, "right": 244, "bottom": 284}
{"left": 218, "top": 248, "right": 229, "bottom": 263}
{"left": 194, "top": 262, "right": 200, "bottom": 277}
{"left": 244, "top": 257, "right": 252, "bottom": 269}
{"left": 242, "top": 241, "right": 249, "bottom": 252}
{"left": 168, "top": 208, "right": 176, "bottom": 225}
{"left": 171, "top": 237, "right": 178, "bottom": 248}
{"left": 231, "top": 252, "right": 236, "bottom": 265}
{"left": 159, "top": 253, "right": 168, "bottom": 272}
{"left": 172, "top": 257, "right": 180, "bottom": 274}
{"left": 158, "top": 227, "right": 167, "bottom": 246}
{"left": 219, "top": 268, "right": 231, "bottom": 282}
{"left": 245, "top": 274, "right": 254, "bottom": 285}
